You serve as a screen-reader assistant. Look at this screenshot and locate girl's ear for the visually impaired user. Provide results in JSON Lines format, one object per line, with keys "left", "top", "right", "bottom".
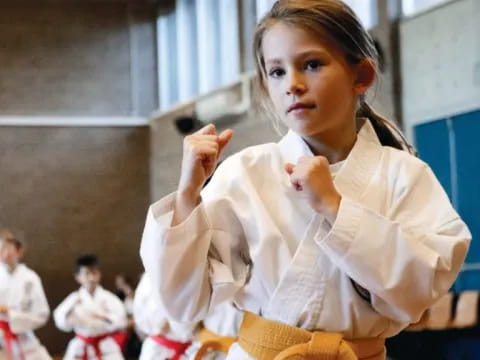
{"left": 354, "top": 59, "right": 376, "bottom": 95}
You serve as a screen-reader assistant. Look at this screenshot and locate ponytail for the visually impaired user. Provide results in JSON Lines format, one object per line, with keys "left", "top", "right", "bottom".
{"left": 357, "top": 102, "right": 417, "bottom": 156}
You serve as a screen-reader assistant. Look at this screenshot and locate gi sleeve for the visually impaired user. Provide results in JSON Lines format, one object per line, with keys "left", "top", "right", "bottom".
{"left": 317, "top": 162, "right": 470, "bottom": 324}
{"left": 9, "top": 274, "right": 50, "bottom": 334}
{"left": 140, "top": 157, "right": 250, "bottom": 323}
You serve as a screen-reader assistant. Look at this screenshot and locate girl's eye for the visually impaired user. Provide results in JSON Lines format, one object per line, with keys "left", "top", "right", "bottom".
{"left": 268, "top": 68, "right": 285, "bottom": 78}
{"left": 305, "top": 60, "right": 322, "bottom": 71}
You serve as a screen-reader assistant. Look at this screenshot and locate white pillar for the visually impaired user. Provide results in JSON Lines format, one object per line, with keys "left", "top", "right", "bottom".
{"left": 241, "top": 0, "right": 257, "bottom": 71}
{"left": 196, "top": 0, "right": 221, "bottom": 94}
{"left": 219, "top": 0, "right": 240, "bottom": 85}
{"left": 157, "top": 9, "right": 178, "bottom": 111}
{"left": 256, "top": 0, "right": 275, "bottom": 21}
{"left": 176, "top": 0, "right": 198, "bottom": 102}
{"left": 402, "top": 0, "right": 416, "bottom": 15}
{"left": 344, "top": 0, "right": 378, "bottom": 29}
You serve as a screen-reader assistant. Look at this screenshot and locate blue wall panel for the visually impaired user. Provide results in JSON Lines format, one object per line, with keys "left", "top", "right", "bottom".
{"left": 414, "top": 110, "right": 480, "bottom": 291}
{"left": 453, "top": 270, "right": 480, "bottom": 292}
{"left": 452, "top": 109, "right": 480, "bottom": 264}
{"left": 414, "top": 118, "right": 452, "bottom": 199}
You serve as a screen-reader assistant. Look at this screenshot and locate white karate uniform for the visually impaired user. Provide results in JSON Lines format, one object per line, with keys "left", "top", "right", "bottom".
{"left": 203, "top": 301, "right": 242, "bottom": 340}
{"left": 133, "top": 274, "right": 196, "bottom": 360}
{"left": 140, "top": 120, "right": 471, "bottom": 359}
{"left": 198, "top": 302, "right": 243, "bottom": 360}
{"left": 54, "top": 286, "right": 127, "bottom": 360}
{"left": 0, "top": 263, "right": 51, "bottom": 360}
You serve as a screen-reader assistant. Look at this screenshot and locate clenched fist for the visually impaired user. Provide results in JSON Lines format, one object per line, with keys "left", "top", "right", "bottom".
{"left": 173, "top": 124, "right": 233, "bottom": 225}
{"left": 285, "top": 156, "right": 341, "bottom": 218}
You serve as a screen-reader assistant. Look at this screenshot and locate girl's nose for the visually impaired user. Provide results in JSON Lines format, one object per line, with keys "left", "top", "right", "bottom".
{"left": 286, "top": 79, "right": 307, "bottom": 96}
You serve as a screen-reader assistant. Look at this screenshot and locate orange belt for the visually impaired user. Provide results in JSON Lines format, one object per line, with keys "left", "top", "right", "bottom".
{"left": 150, "top": 334, "right": 191, "bottom": 360}
{"left": 75, "top": 333, "right": 116, "bottom": 360}
{"left": 238, "top": 312, "right": 386, "bottom": 360}
{"left": 194, "top": 327, "right": 236, "bottom": 359}
{"left": 0, "top": 320, "right": 24, "bottom": 360}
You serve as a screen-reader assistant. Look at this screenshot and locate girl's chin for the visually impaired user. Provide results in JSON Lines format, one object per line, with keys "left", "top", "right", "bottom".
{"left": 291, "top": 120, "right": 321, "bottom": 135}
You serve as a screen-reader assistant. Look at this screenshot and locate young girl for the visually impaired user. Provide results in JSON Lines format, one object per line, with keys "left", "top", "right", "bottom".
{"left": 0, "top": 229, "right": 51, "bottom": 360}
{"left": 140, "top": 1, "right": 471, "bottom": 359}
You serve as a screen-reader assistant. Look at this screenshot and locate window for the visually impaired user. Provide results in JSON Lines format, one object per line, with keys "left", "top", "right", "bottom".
{"left": 255, "top": 0, "right": 378, "bottom": 28}
{"left": 402, "top": 0, "right": 452, "bottom": 16}
{"left": 157, "top": 7, "right": 178, "bottom": 111}
{"left": 344, "top": 0, "right": 378, "bottom": 29}
{"left": 158, "top": 0, "right": 241, "bottom": 111}
{"left": 157, "top": 0, "right": 379, "bottom": 112}
{"left": 256, "top": 0, "right": 276, "bottom": 21}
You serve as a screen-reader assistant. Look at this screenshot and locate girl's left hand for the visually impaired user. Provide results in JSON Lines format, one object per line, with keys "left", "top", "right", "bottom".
{"left": 285, "top": 156, "right": 341, "bottom": 218}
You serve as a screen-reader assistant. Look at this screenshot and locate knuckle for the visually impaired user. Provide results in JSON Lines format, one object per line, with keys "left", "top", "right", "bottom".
{"left": 318, "top": 156, "right": 328, "bottom": 165}
{"left": 311, "top": 157, "right": 326, "bottom": 168}
{"left": 184, "top": 135, "right": 194, "bottom": 146}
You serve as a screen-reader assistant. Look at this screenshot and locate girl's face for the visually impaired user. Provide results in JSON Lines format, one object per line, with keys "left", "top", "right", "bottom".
{"left": 262, "top": 22, "right": 367, "bottom": 140}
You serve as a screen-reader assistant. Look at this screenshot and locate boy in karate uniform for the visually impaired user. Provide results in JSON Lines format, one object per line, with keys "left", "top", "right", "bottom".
{"left": 54, "top": 255, "right": 127, "bottom": 360}
{"left": 0, "top": 229, "right": 51, "bottom": 360}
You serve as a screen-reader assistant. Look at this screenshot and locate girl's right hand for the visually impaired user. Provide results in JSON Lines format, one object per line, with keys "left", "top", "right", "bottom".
{"left": 177, "top": 124, "right": 233, "bottom": 205}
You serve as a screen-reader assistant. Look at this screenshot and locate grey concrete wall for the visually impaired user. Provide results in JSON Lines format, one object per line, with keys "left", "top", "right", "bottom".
{"left": 400, "top": 0, "right": 480, "bottom": 130}
{"left": 0, "top": 126, "right": 150, "bottom": 354}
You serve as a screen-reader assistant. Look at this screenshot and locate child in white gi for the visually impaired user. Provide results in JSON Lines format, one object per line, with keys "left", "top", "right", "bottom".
{"left": 140, "top": 0, "right": 471, "bottom": 359}
{"left": 133, "top": 273, "right": 197, "bottom": 360}
{"left": 54, "top": 255, "right": 127, "bottom": 360}
{"left": 0, "top": 229, "right": 51, "bottom": 360}
{"left": 194, "top": 302, "right": 243, "bottom": 360}
{"left": 134, "top": 274, "right": 241, "bottom": 360}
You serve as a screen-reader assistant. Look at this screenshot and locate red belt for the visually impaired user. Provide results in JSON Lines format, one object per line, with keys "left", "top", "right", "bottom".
{"left": 0, "top": 320, "right": 24, "bottom": 360}
{"left": 75, "top": 333, "right": 114, "bottom": 360}
{"left": 150, "top": 334, "right": 191, "bottom": 360}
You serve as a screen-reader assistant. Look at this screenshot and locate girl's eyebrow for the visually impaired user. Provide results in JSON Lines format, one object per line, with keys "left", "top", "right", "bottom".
{"left": 296, "top": 49, "right": 329, "bottom": 58}
{"left": 265, "top": 49, "right": 330, "bottom": 66}
{"left": 265, "top": 59, "right": 282, "bottom": 66}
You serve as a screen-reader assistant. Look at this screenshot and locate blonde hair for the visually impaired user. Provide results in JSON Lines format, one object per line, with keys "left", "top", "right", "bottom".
{"left": 0, "top": 228, "right": 23, "bottom": 250}
{"left": 253, "top": 0, "right": 415, "bottom": 154}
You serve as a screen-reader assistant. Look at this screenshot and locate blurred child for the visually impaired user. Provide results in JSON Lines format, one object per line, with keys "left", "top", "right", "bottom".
{"left": 114, "top": 274, "right": 141, "bottom": 359}
{"left": 0, "top": 228, "right": 51, "bottom": 360}
{"left": 113, "top": 274, "right": 134, "bottom": 312}
{"left": 133, "top": 273, "right": 196, "bottom": 360}
{"left": 54, "top": 255, "right": 127, "bottom": 360}
{"left": 193, "top": 302, "right": 242, "bottom": 360}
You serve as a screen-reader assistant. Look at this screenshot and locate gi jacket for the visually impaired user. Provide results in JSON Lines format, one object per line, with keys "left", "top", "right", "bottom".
{"left": 0, "top": 263, "right": 50, "bottom": 357}
{"left": 141, "top": 120, "right": 470, "bottom": 343}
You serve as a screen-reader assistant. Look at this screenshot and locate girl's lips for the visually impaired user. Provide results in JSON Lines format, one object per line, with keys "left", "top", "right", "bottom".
{"left": 287, "top": 103, "right": 316, "bottom": 113}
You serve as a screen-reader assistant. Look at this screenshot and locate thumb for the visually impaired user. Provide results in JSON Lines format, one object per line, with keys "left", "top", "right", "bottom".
{"left": 217, "top": 129, "right": 233, "bottom": 155}
{"left": 284, "top": 163, "right": 295, "bottom": 175}
{"left": 196, "top": 123, "right": 216, "bottom": 135}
